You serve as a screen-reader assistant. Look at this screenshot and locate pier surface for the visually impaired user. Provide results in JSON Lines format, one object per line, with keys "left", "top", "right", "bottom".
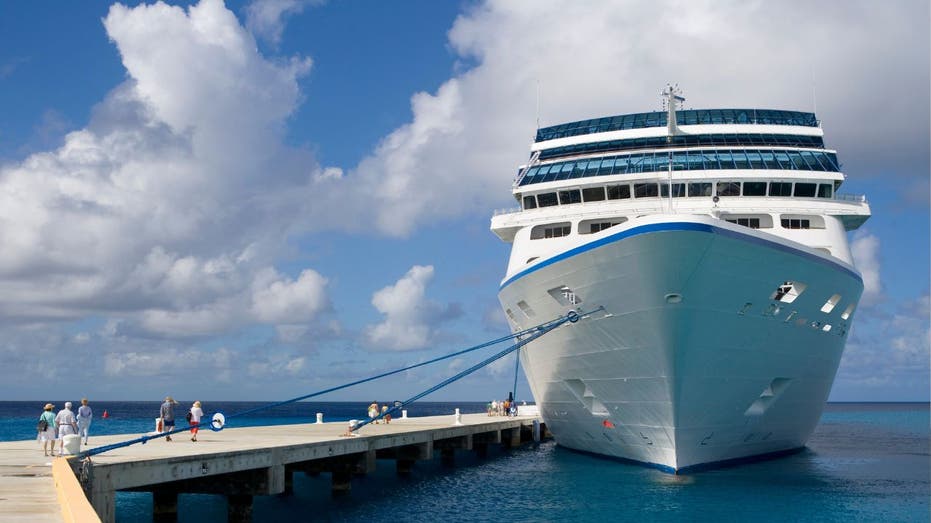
{"left": 0, "top": 412, "right": 543, "bottom": 523}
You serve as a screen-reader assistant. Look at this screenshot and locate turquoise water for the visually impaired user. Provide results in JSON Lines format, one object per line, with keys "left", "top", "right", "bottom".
{"left": 3, "top": 402, "right": 927, "bottom": 521}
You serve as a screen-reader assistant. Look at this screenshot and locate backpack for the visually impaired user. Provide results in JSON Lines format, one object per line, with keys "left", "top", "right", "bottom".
{"left": 186, "top": 411, "right": 193, "bottom": 422}
{"left": 37, "top": 418, "right": 48, "bottom": 432}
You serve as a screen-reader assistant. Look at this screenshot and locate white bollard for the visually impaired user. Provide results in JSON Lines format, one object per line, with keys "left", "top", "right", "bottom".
{"left": 401, "top": 409, "right": 408, "bottom": 419}
{"left": 453, "top": 408, "right": 463, "bottom": 426}
{"left": 316, "top": 413, "right": 324, "bottom": 424}
{"left": 532, "top": 419, "right": 541, "bottom": 442}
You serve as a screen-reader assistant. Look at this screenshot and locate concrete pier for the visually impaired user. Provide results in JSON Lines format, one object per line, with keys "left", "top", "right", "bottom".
{"left": 0, "top": 413, "right": 545, "bottom": 523}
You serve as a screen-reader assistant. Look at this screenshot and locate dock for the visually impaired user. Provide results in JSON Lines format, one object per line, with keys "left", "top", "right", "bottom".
{"left": 0, "top": 412, "right": 546, "bottom": 523}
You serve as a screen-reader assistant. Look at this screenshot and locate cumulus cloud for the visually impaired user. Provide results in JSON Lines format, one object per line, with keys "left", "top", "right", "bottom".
{"left": 365, "top": 265, "right": 461, "bottom": 350}
{"left": 0, "top": 0, "right": 324, "bottom": 336}
{"left": 851, "top": 231, "right": 882, "bottom": 306}
{"left": 835, "top": 292, "right": 930, "bottom": 399}
{"left": 244, "top": 0, "right": 313, "bottom": 45}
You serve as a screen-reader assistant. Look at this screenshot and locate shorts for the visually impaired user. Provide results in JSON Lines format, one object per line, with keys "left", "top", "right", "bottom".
{"left": 164, "top": 419, "right": 176, "bottom": 428}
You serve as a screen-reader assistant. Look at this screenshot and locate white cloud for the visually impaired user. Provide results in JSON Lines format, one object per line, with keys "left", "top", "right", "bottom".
{"left": 251, "top": 268, "right": 329, "bottom": 324}
{"left": 365, "top": 265, "right": 460, "bottom": 351}
{"left": 0, "top": 0, "right": 324, "bottom": 337}
{"left": 244, "top": 0, "right": 312, "bottom": 46}
{"left": 104, "top": 346, "right": 234, "bottom": 383}
{"left": 835, "top": 293, "right": 930, "bottom": 399}
{"left": 851, "top": 231, "right": 882, "bottom": 306}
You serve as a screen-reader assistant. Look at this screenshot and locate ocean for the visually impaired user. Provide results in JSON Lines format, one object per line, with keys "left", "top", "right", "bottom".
{"left": 2, "top": 401, "right": 928, "bottom": 522}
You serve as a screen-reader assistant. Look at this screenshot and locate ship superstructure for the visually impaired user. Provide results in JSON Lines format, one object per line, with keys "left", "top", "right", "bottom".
{"left": 491, "top": 88, "right": 871, "bottom": 472}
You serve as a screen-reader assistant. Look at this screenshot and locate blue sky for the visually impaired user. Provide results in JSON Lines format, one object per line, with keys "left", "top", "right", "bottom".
{"left": 0, "top": 0, "right": 927, "bottom": 403}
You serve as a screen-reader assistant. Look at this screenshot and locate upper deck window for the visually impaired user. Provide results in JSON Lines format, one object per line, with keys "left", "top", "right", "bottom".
{"left": 688, "top": 182, "right": 713, "bottom": 197}
{"left": 583, "top": 187, "right": 606, "bottom": 202}
{"left": 717, "top": 182, "right": 741, "bottom": 196}
{"left": 537, "top": 192, "right": 558, "bottom": 207}
{"left": 535, "top": 109, "right": 818, "bottom": 142}
{"left": 537, "top": 133, "right": 825, "bottom": 161}
{"left": 660, "top": 183, "right": 686, "bottom": 197}
{"left": 634, "top": 183, "right": 659, "bottom": 198}
{"left": 768, "top": 182, "right": 792, "bottom": 196}
{"left": 607, "top": 184, "right": 631, "bottom": 200}
{"left": 518, "top": 149, "right": 842, "bottom": 187}
{"left": 818, "top": 183, "right": 833, "bottom": 198}
{"left": 794, "top": 183, "right": 817, "bottom": 197}
{"left": 743, "top": 182, "right": 767, "bottom": 196}
{"left": 559, "top": 189, "right": 582, "bottom": 205}
{"left": 523, "top": 196, "right": 537, "bottom": 209}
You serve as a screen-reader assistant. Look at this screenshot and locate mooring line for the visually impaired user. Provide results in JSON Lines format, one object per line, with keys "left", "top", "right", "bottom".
{"left": 76, "top": 307, "right": 599, "bottom": 459}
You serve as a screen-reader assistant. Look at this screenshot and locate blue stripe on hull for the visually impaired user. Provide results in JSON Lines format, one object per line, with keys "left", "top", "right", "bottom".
{"left": 500, "top": 221, "right": 862, "bottom": 290}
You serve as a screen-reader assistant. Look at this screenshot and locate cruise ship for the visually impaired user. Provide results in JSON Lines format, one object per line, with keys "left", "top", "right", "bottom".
{"left": 491, "top": 88, "right": 871, "bottom": 472}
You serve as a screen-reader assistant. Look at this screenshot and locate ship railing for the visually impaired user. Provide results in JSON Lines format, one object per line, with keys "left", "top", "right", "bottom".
{"left": 494, "top": 207, "right": 522, "bottom": 216}
{"left": 835, "top": 193, "right": 867, "bottom": 203}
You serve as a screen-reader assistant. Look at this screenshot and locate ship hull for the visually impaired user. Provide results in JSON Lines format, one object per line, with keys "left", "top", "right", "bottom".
{"left": 498, "top": 215, "right": 862, "bottom": 472}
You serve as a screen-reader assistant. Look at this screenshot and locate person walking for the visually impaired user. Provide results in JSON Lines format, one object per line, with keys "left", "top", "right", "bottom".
{"left": 368, "top": 401, "right": 379, "bottom": 424}
{"left": 189, "top": 401, "right": 203, "bottom": 441}
{"left": 76, "top": 398, "right": 93, "bottom": 445}
{"left": 37, "top": 403, "right": 57, "bottom": 456}
{"left": 160, "top": 396, "right": 178, "bottom": 441}
{"left": 55, "top": 402, "right": 78, "bottom": 456}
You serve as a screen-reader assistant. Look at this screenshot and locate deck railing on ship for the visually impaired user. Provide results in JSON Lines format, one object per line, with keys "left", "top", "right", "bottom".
{"left": 492, "top": 193, "right": 868, "bottom": 219}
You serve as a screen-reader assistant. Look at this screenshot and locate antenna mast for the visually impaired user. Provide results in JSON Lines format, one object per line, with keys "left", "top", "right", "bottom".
{"left": 662, "top": 84, "right": 685, "bottom": 213}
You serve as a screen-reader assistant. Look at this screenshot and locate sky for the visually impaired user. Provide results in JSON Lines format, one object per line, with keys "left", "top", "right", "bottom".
{"left": 0, "top": 0, "right": 927, "bottom": 403}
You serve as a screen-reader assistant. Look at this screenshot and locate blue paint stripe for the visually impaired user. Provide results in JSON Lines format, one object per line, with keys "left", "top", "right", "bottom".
{"left": 499, "top": 221, "right": 862, "bottom": 290}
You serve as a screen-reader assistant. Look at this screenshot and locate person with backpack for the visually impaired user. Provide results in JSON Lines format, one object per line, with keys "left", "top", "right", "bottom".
{"left": 188, "top": 401, "right": 203, "bottom": 442}
{"left": 37, "top": 403, "right": 57, "bottom": 456}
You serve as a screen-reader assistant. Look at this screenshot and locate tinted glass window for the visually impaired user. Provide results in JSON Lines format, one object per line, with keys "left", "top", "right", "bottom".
{"left": 607, "top": 184, "right": 631, "bottom": 200}
{"left": 634, "top": 183, "right": 659, "bottom": 198}
{"left": 523, "top": 196, "right": 537, "bottom": 209}
{"left": 582, "top": 187, "right": 606, "bottom": 202}
{"left": 688, "top": 182, "right": 712, "bottom": 197}
{"left": 717, "top": 182, "right": 740, "bottom": 196}
{"left": 794, "top": 183, "right": 817, "bottom": 197}
{"left": 537, "top": 192, "right": 558, "bottom": 207}
{"left": 769, "top": 182, "right": 792, "bottom": 196}
{"left": 817, "top": 184, "right": 833, "bottom": 198}
{"left": 660, "top": 183, "right": 686, "bottom": 197}
{"left": 743, "top": 182, "right": 767, "bottom": 196}
{"left": 558, "top": 189, "right": 582, "bottom": 205}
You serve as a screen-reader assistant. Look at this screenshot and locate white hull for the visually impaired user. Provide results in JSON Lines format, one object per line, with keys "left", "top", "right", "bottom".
{"left": 498, "top": 214, "right": 862, "bottom": 472}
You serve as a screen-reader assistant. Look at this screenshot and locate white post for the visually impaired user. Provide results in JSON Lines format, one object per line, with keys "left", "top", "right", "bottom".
{"left": 532, "top": 419, "right": 541, "bottom": 442}
{"left": 453, "top": 408, "right": 463, "bottom": 426}
{"left": 401, "top": 409, "right": 408, "bottom": 419}
{"left": 315, "top": 413, "right": 323, "bottom": 424}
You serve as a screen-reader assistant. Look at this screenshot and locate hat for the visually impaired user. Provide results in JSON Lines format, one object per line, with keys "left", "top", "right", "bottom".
{"left": 44, "top": 403, "right": 54, "bottom": 410}
{"left": 65, "top": 401, "right": 72, "bottom": 408}
{"left": 165, "top": 396, "right": 174, "bottom": 402}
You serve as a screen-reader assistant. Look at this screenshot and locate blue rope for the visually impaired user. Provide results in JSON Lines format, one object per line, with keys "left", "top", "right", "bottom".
{"left": 77, "top": 308, "right": 596, "bottom": 459}
{"left": 348, "top": 307, "right": 597, "bottom": 432}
